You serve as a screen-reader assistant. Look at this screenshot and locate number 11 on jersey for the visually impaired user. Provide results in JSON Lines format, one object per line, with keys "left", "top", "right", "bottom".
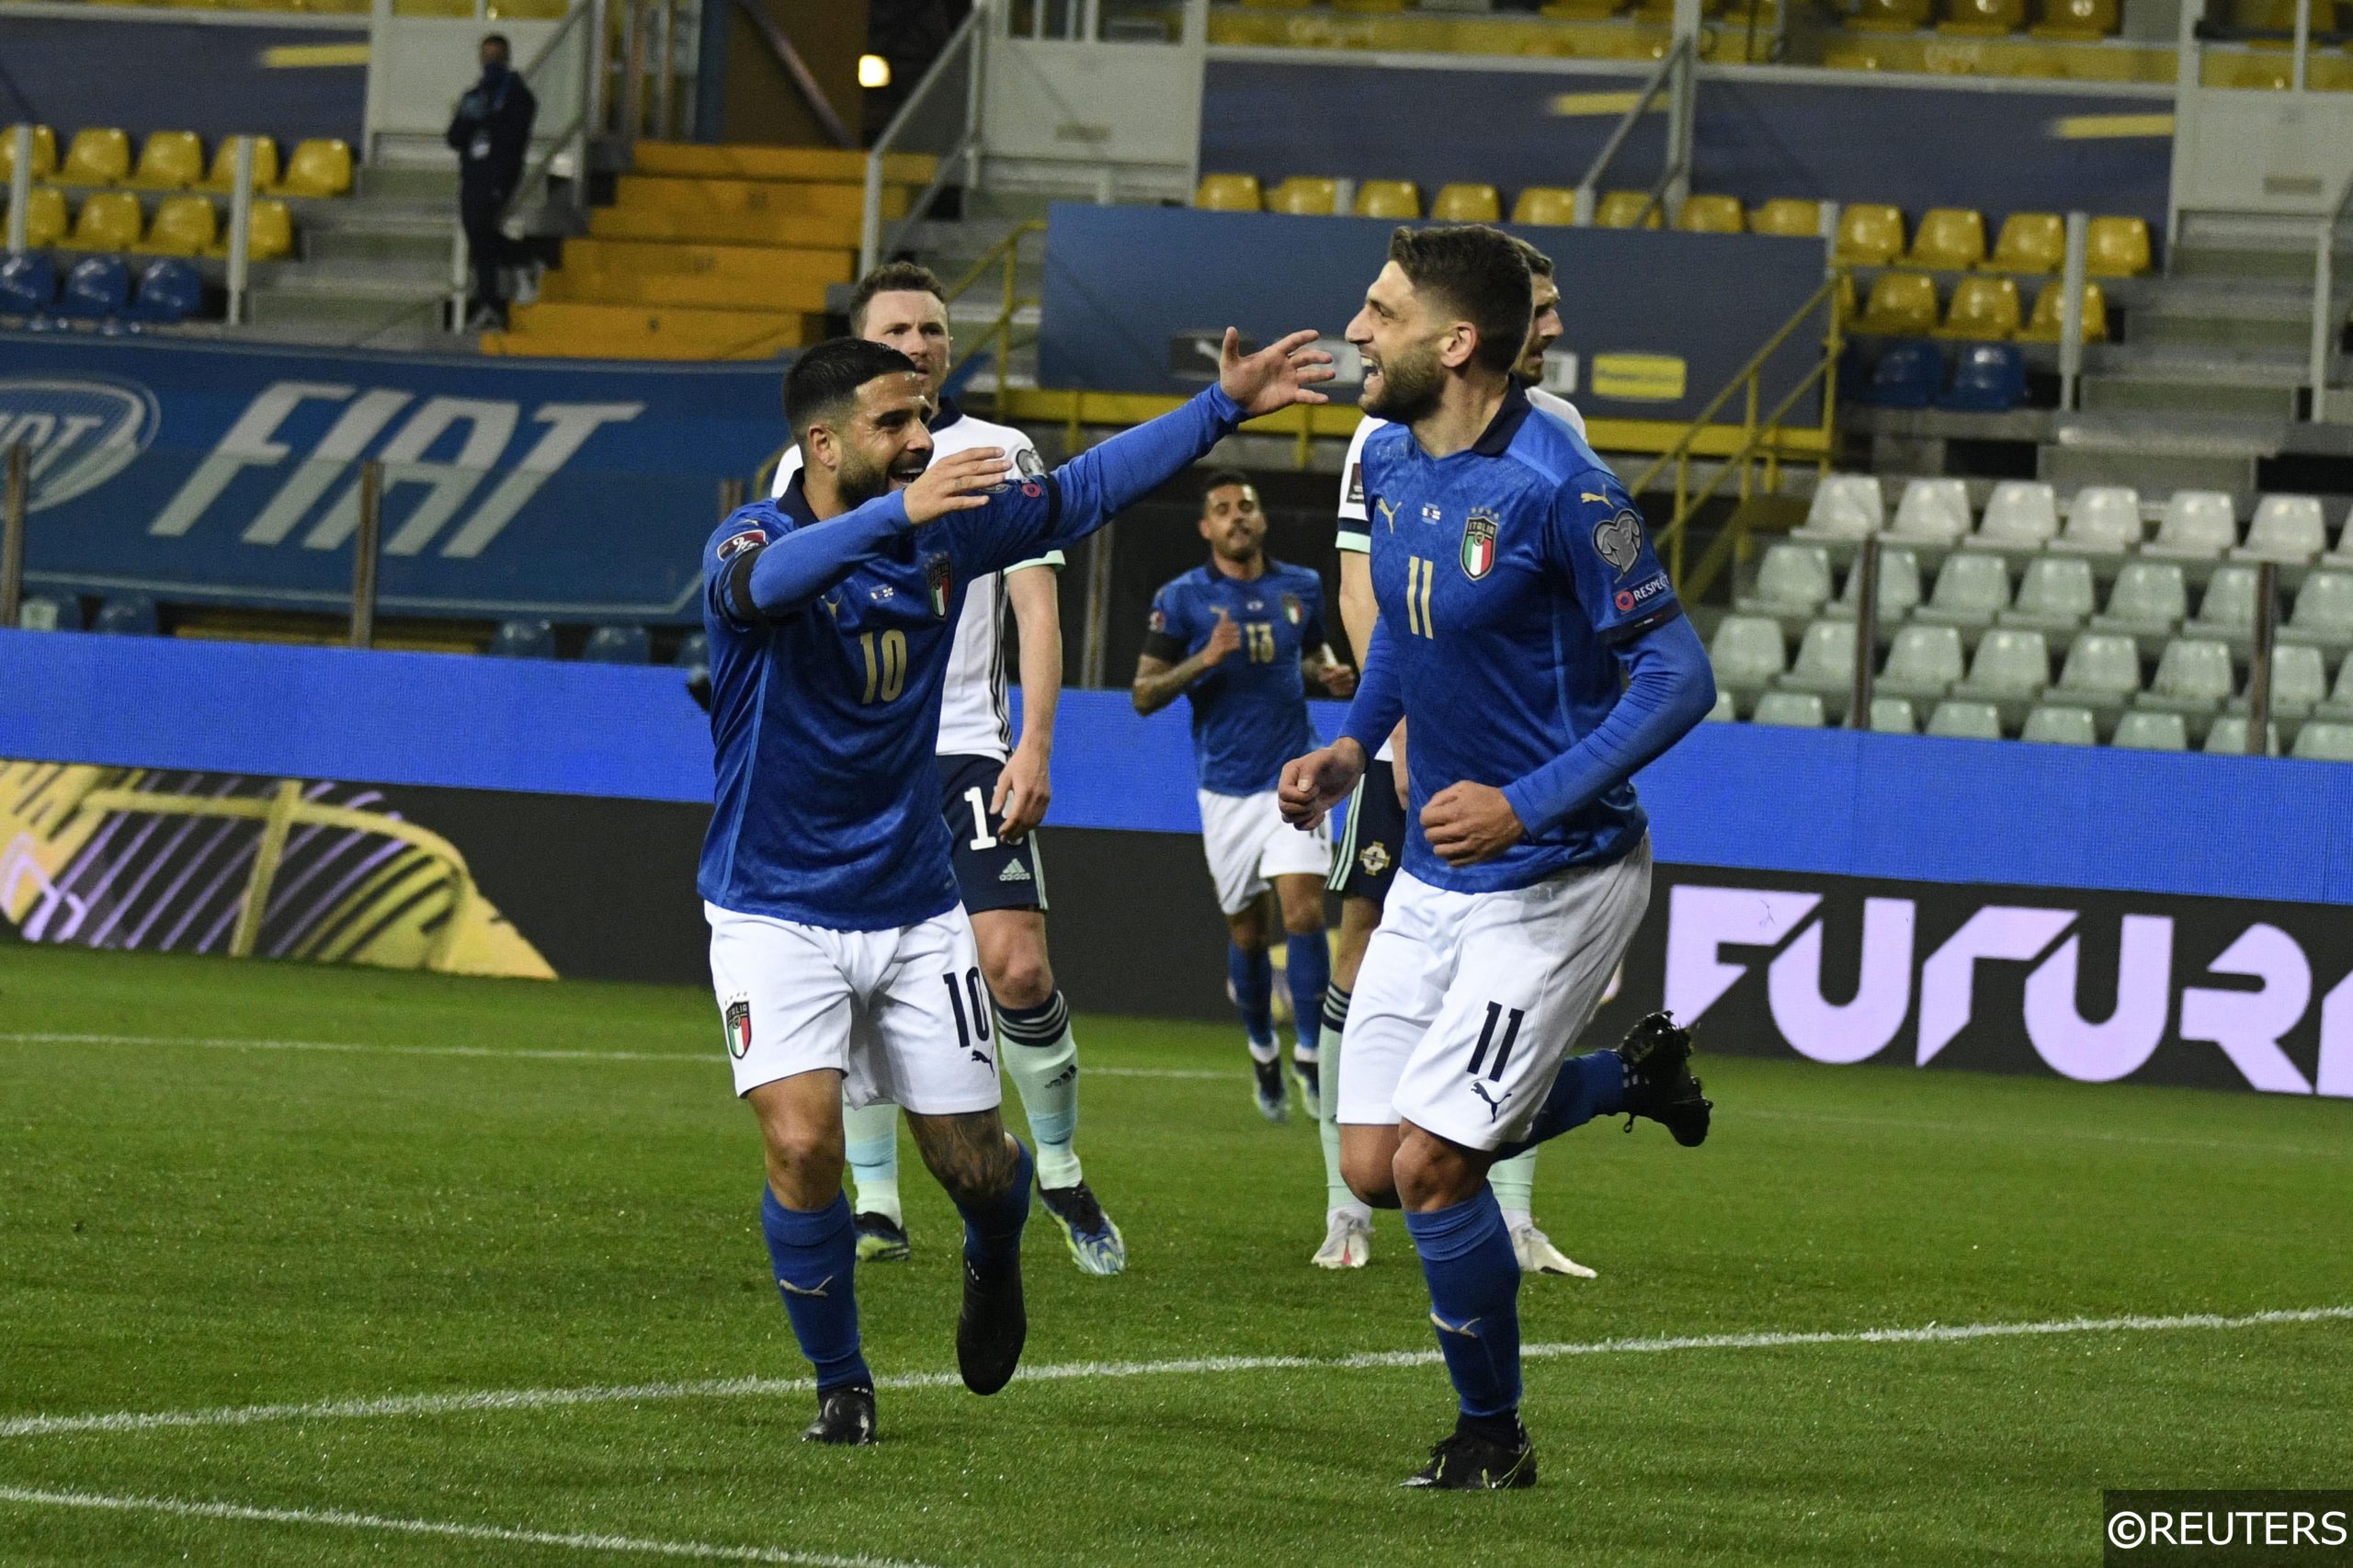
{"left": 1404, "top": 556, "right": 1438, "bottom": 638}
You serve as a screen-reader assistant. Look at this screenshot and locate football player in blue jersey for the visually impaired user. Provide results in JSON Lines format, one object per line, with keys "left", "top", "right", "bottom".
{"left": 701, "top": 328, "right": 1331, "bottom": 1447}
{"left": 1279, "top": 225, "right": 1717, "bottom": 1489}
{"left": 1132, "top": 472, "right": 1356, "bottom": 1123}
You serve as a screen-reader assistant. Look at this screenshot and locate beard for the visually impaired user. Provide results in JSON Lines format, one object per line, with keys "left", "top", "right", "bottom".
{"left": 1363, "top": 342, "right": 1444, "bottom": 424}
{"left": 837, "top": 446, "right": 926, "bottom": 507}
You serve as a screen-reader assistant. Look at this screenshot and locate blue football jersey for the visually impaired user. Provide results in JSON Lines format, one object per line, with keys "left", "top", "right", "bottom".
{"left": 697, "top": 469, "right": 1077, "bottom": 931}
{"left": 1143, "top": 560, "right": 1327, "bottom": 795}
{"left": 1351, "top": 385, "right": 1681, "bottom": 892}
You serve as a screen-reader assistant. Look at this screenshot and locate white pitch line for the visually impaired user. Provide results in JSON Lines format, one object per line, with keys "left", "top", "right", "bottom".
{"left": 6, "top": 1305, "right": 2345, "bottom": 1444}
{"left": 0, "top": 1033, "right": 1230, "bottom": 1080}
{"left": 0, "top": 1485, "right": 947, "bottom": 1568}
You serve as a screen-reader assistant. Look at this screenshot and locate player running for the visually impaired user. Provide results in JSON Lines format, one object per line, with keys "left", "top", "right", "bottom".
{"left": 771, "top": 263, "right": 1122, "bottom": 1277}
{"left": 1279, "top": 225, "right": 1716, "bottom": 1489}
{"left": 704, "top": 329, "right": 1330, "bottom": 1446}
{"left": 1313, "top": 236, "right": 1591, "bottom": 1276}
{"left": 1132, "top": 472, "right": 1356, "bottom": 1123}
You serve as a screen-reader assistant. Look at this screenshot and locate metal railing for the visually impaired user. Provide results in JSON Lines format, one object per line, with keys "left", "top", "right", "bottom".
{"left": 943, "top": 218, "right": 1046, "bottom": 414}
{"left": 861, "top": 0, "right": 988, "bottom": 277}
{"left": 0, "top": 444, "right": 26, "bottom": 631}
{"left": 1630, "top": 268, "right": 1847, "bottom": 597}
{"left": 2313, "top": 174, "right": 2353, "bottom": 423}
{"left": 1572, "top": 35, "right": 1695, "bottom": 230}
{"left": 5, "top": 124, "right": 30, "bottom": 256}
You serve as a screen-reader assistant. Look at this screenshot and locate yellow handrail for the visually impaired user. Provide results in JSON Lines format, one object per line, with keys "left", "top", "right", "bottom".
{"left": 943, "top": 219, "right": 1046, "bottom": 417}
{"left": 1631, "top": 267, "right": 1847, "bottom": 590}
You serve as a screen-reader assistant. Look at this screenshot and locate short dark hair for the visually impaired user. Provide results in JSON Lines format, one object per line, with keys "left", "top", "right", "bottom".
{"left": 1200, "top": 469, "right": 1254, "bottom": 507}
{"left": 784, "top": 337, "right": 922, "bottom": 445}
{"left": 1388, "top": 224, "right": 1532, "bottom": 377}
{"left": 1505, "top": 233, "right": 1556, "bottom": 280}
{"left": 847, "top": 261, "right": 948, "bottom": 336}
{"left": 481, "top": 31, "right": 510, "bottom": 51}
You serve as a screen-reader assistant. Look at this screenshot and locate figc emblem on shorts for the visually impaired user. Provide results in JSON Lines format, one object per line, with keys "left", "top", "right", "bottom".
{"left": 1460, "top": 509, "right": 1499, "bottom": 581}
{"left": 925, "top": 553, "right": 953, "bottom": 619}
{"left": 723, "top": 994, "right": 753, "bottom": 1060}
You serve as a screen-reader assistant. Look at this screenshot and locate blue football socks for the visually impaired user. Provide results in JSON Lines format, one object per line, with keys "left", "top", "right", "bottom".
{"left": 1227, "top": 942, "right": 1276, "bottom": 1053}
{"left": 759, "top": 1187, "right": 870, "bottom": 1393}
{"left": 1497, "top": 1049, "right": 1628, "bottom": 1157}
{"left": 1404, "top": 1186, "right": 1523, "bottom": 1420}
{"left": 1284, "top": 933, "right": 1330, "bottom": 1062}
{"left": 954, "top": 1137, "right": 1034, "bottom": 1273}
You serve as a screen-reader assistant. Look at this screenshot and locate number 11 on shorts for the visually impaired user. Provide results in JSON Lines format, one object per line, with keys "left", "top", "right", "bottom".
{"left": 1467, "top": 1002, "right": 1523, "bottom": 1080}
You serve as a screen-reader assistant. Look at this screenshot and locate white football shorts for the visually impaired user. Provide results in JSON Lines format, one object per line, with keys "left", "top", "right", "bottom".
{"left": 1336, "top": 839, "right": 1653, "bottom": 1152}
{"left": 705, "top": 901, "right": 1005, "bottom": 1113}
{"left": 1198, "top": 787, "right": 1333, "bottom": 915}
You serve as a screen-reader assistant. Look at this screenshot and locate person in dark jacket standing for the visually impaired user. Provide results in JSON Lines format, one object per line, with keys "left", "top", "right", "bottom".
{"left": 447, "top": 33, "right": 537, "bottom": 329}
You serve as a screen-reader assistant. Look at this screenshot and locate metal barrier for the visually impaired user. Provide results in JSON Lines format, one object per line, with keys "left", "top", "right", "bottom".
{"left": 1572, "top": 35, "right": 1696, "bottom": 229}
{"left": 943, "top": 217, "right": 1046, "bottom": 413}
{"left": 2314, "top": 174, "right": 2353, "bottom": 423}
{"left": 5, "top": 125, "right": 29, "bottom": 256}
{"left": 0, "top": 444, "right": 25, "bottom": 631}
{"left": 860, "top": 0, "right": 989, "bottom": 276}
{"left": 1631, "top": 268, "right": 1846, "bottom": 597}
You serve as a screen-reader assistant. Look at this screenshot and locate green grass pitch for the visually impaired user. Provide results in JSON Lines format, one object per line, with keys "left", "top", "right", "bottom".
{"left": 1, "top": 941, "right": 2347, "bottom": 1566}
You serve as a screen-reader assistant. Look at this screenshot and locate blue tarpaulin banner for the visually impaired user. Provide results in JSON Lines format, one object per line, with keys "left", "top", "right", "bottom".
{"left": 0, "top": 334, "right": 788, "bottom": 621}
{"left": 6, "top": 630, "right": 2352, "bottom": 910}
{"left": 1035, "top": 202, "right": 1826, "bottom": 426}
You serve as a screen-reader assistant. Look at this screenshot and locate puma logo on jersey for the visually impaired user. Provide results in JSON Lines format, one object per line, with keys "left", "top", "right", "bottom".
{"left": 1374, "top": 498, "right": 1399, "bottom": 532}
{"left": 1471, "top": 1080, "right": 1512, "bottom": 1122}
{"left": 1581, "top": 491, "right": 1610, "bottom": 505}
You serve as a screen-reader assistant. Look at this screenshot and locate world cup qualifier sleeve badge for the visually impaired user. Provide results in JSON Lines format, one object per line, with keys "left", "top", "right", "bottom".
{"left": 1460, "top": 508, "right": 1499, "bottom": 580}
{"left": 723, "top": 994, "right": 753, "bottom": 1060}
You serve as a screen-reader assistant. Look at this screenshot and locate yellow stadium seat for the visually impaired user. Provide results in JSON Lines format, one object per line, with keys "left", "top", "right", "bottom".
{"left": 69, "top": 191, "right": 143, "bottom": 251}
{"left": 278, "top": 138, "right": 353, "bottom": 198}
{"left": 2020, "top": 280, "right": 2109, "bottom": 342}
{"left": 1848, "top": 0, "right": 1931, "bottom": 28}
{"left": 1596, "top": 190, "right": 1665, "bottom": 229}
{"left": 244, "top": 199, "right": 296, "bottom": 260}
{"left": 128, "top": 131, "right": 203, "bottom": 190}
{"left": 1903, "top": 207, "right": 1986, "bottom": 269}
{"left": 60, "top": 128, "right": 132, "bottom": 186}
{"left": 2032, "top": 0, "right": 2117, "bottom": 36}
{"left": 1431, "top": 183, "right": 1502, "bottom": 222}
{"left": 138, "top": 194, "right": 218, "bottom": 256}
{"left": 199, "top": 136, "right": 280, "bottom": 192}
{"left": 1936, "top": 274, "right": 2020, "bottom": 338}
{"left": 1940, "top": 0, "right": 2025, "bottom": 29}
{"left": 2229, "top": 0, "right": 2336, "bottom": 27}
{"left": 1541, "top": 0, "right": 1625, "bottom": 17}
{"left": 1353, "top": 180, "right": 1421, "bottom": 219}
{"left": 1984, "top": 211, "right": 2064, "bottom": 272}
{"left": 1512, "top": 187, "right": 1580, "bottom": 225}
{"left": 1750, "top": 197, "right": 1823, "bottom": 236}
{"left": 1677, "top": 193, "right": 1745, "bottom": 233}
{"left": 1836, "top": 203, "right": 1906, "bottom": 265}
{"left": 1, "top": 124, "right": 58, "bottom": 182}
{"left": 15, "top": 186, "right": 68, "bottom": 249}
{"left": 1332, "top": 0, "right": 1409, "bottom": 10}
{"left": 2086, "top": 216, "right": 2152, "bottom": 277}
{"left": 1193, "top": 173, "right": 1263, "bottom": 211}
{"left": 1266, "top": 176, "right": 1338, "bottom": 216}
{"left": 1858, "top": 271, "right": 1939, "bottom": 335}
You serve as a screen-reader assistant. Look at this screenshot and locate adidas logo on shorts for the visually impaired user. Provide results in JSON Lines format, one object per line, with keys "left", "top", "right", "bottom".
{"left": 998, "top": 861, "right": 1031, "bottom": 882}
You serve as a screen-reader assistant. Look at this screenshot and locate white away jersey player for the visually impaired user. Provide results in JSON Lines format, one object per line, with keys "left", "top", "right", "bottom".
{"left": 773, "top": 394, "right": 1059, "bottom": 763}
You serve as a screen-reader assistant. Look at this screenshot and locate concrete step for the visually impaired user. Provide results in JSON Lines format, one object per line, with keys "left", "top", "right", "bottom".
{"left": 253, "top": 257, "right": 452, "bottom": 296}
{"left": 2130, "top": 311, "right": 2317, "bottom": 354}
{"left": 2177, "top": 208, "right": 2331, "bottom": 247}
{"left": 245, "top": 287, "right": 447, "bottom": 335}
{"left": 629, "top": 142, "right": 935, "bottom": 185}
{"left": 305, "top": 227, "right": 452, "bottom": 267}
{"left": 2078, "top": 374, "right": 2300, "bottom": 418}
{"left": 2040, "top": 443, "right": 2256, "bottom": 494}
{"left": 358, "top": 163, "right": 462, "bottom": 201}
